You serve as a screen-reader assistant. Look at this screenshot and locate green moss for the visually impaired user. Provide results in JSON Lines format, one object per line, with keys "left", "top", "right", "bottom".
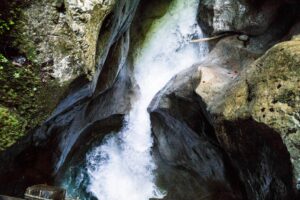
{"left": 0, "top": 106, "right": 26, "bottom": 151}
{"left": 275, "top": 90, "right": 296, "bottom": 107}
{"left": 26, "top": 46, "right": 37, "bottom": 62}
{"left": 0, "top": 1, "right": 65, "bottom": 151}
{"left": 0, "top": 57, "right": 61, "bottom": 151}
{"left": 0, "top": 1, "right": 21, "bottom": 40}
{"left": 0, "top": 13, "right": 16, "bottom": 37}
{"left": 0, "top": 54, "right": 8, "bottom": 63}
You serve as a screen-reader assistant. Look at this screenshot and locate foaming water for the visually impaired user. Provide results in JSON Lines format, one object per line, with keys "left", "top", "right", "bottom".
{"left": 84, "top": 0, "right": 207, "bottom": 200}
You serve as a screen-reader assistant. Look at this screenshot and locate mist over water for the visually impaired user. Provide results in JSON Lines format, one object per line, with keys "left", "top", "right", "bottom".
{"left": 82, "top": 1, "right": 207, "bottom": 200}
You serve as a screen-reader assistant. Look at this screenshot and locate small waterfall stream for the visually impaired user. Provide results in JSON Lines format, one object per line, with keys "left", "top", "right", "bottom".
{"left": 66, "top": 1, "right": 207, "bottom": 199}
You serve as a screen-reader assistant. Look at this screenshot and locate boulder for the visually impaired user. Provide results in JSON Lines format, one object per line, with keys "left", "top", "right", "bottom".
{"left": 193, "top": 36, "right": 300, "bottom": 198}
{"left": 149, "top": 67, "right": 246, "bottom": 200}
{"left": 197, "top": 0, "right": 298, "bottom": 35}
{"left": 195, "top": 35, "right": 259, "bottom": 111}
{"left": 149, "top": 32, "right": 299, "bottom": 200}
{"left": 14, "top": 0, "right": 116, "bottom": 83}
{"left": 219, "top": 37, "right": 300, "bottom": 180}
{"left": 149, "top": 64, "right": 295, "bottom": 199}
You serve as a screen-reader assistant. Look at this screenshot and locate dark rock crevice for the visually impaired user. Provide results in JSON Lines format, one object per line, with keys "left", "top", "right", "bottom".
{"left": 0, "top": 0, "right": 140, "bottom": 196}
{"left": 198, "top": 0, "right": 300, "bottom": 55}
{"left": 0, "top": 0, "right": 298, "bottom": 199}
{"left": 149, "top": 65, "right": 296, "bottom": 199}
{"left": 149, "top": 67, "right": 247, "bottom": 200}
{"left": 197, "top": 0, "right": 299, "bottom": 36}
{"left": 214, "top": 118, "right": 295, "bottom": 200}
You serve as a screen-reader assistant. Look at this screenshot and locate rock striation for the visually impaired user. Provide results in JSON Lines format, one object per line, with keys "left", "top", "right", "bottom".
{"left": 150, "top": 37, "right": 298, "bottom": 199}
{"left": 0, "top": 0, "right": 300, "bottom": 199}
{"left": 149, "top": 0, "right": 300, "bottom": 198}
{"left": 0, "top": 0, "right": 140, "bottom": 196}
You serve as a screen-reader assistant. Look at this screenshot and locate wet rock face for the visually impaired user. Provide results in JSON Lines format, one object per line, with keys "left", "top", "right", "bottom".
{"left": 149, "top": 67, "right": 246, "bottom": 200}
{"left": 196, "top": 0, "right": 300, "bottom": 184}
{"left": 221, "top": 37, "right": 300, "bottom": 180}
{"left": 190, "top": 34, "right": 299, "bottom": 199}
{"left": 0, "top": 66, "right": 131, "bottom": 196}
{"left": 0, "top": 0, "right": 140, "bottom": 196}
{"left": 14, "top": 0, "right": 115, "bottom": 83}
{"left": 149, "top": 66, "right": 295, "bottom": 199}
{"left": 197, "top": 0, "right": 286, "bottom": 35}
{"left": 214, "top": 119, "right": 294, "bottom": 200}
{"left": 191, "top": 33, "right": 299, "bottom": 200}
{"left": 199, "top": 0, "right": 279, "bottom": 34}
{"left": 149, "top": 7, "right": 299, "bottom": 196}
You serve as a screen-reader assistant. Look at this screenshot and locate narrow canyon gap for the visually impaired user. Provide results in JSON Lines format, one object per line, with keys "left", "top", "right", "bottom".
{"left": 0, "top": 0, "right": 299, "bottom": 199}
{"left": 61, "top": 0, "right": 207, "bottom": 199}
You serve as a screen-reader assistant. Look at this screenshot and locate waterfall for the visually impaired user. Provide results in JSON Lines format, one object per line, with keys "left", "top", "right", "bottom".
{"left": 84, "top": 0, "right": 207, "bottom": 200}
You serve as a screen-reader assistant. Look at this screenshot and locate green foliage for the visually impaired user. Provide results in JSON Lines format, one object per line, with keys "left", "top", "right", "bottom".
{"left": 26, "top": 46, "right": 37, "bottom": 62}
{"left": 0, "top": 2, "right": 38, "bottom": 63}
{"left": 0, "top": 58, "right": 52, "bottom": 151}
{"left": 0, "top": 19, "right": 10, "bottom": 35}
{"left": 0, "top": 61, "right": 43, "bottom": 121}
{"left": 0, "top": 106, "right": 25, "bottom": 151}
{"left": 0, "top": 54, "right": 8, "bottom": 63}
{"left": 0, "top": 14, "right": 15, "bottom": 36}
{"left": 0, "top": 1, "right": 63, "bottom": 151}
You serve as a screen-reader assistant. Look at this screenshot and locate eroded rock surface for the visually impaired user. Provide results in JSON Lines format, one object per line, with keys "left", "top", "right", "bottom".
{"left": 194, "top": 0, "right": 300, "bottom": 184}
{"left": 149, "top": 67, "right": 246, "bottom": 200}
{"left": 15, "top": 0, "right": 115, "bottom": 83}
{"left": 0, "top": 0, "right": 299, "bottom": 199}
{"left": 197, "top": 0, "right": 298, "bottom": 35}
{"left": 149, "top": 1, "right": 300, "bottom": 196}
{"left": 150, "top": 64, "right": 295, "bottom": 199}
{"left": 220, "top": 37, "right": 300, "bottom": 179}
{"left": 0, "top": 0, "right": 139, "bottom": 196}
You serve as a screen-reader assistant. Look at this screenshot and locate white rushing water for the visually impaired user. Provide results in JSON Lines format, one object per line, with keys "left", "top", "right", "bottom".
{"left": 86, "top": 0, "right": 207, "bottom": 200}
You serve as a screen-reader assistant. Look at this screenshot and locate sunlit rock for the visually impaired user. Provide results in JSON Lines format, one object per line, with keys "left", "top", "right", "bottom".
{"left": 14, "top": 0, "right": 116, "bottom": 83}
{"left": 198, "top": 0, "right": 286, "bottom": 35}
{"left": 221, "top": 37, "right": 300, "bottom": 179}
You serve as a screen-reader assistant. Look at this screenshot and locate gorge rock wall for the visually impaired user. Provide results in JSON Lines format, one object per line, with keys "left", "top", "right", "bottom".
{"left": 14, "top": 0, "right": 116, "bottom": 83}
{"left": 149, "top": 68, "right": 247, "bottom": 200}
{"left": 0, "top": 0, "right": 140, "bottom": 196}
{"left": 198, "top": 0, "right": 300, "bottom": 36}
{"left": 0, "top": 0, "right": 299, "bottom": 199}
{"left": 150, "top": 0, "right": 300, "bottom": 199}
{"left": 0, "top": 0, "right": 117, "bottom": 151}
{"left": 150, "top": 37, "right": 299, "bottom": 200}
{"left": 219, "top": 37, "right": 300, "bottom": 184}
{"left": 195, "top": 0, "right": 300, "bottom": 183}
{"left": 150, "top": 65, "right": 295, "bottom": 200}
